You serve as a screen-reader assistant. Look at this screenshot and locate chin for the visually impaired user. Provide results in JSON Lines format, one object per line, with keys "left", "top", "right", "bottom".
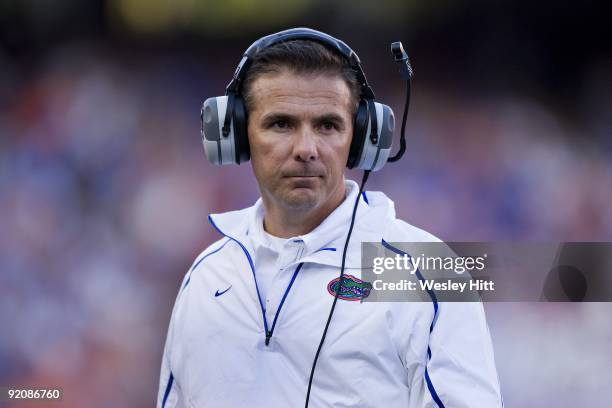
{"left": 280, "top": 189, "right": 320, "bottom": 211}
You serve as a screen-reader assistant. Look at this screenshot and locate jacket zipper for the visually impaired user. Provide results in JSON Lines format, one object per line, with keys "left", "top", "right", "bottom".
{"left": 262, "top": 263, "right": 304, "bottom": 346}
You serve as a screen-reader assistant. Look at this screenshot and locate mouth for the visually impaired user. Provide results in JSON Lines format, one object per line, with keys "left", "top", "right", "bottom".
{"left": 282, "top": 174, "right": 323, "bottom": 188}
{"left": 282, "top": 172, "right": 324, "bottom": 179}
{"left": 283, "top": 176, "right": 323, "bottom": 185}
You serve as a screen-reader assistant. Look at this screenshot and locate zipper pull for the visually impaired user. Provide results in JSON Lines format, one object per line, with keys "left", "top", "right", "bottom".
{"left": 265, "top": 331, "right": 272, "bottom": 346}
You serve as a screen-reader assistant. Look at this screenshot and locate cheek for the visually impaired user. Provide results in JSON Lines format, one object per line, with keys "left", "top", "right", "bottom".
{"left": 321, "top": 134, "right": 352, "bottom": 169}
{"left": 248, "top": 134, "right": 288, "bottom": 174}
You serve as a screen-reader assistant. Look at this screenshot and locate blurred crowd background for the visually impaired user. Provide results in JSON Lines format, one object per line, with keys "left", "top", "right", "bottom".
{"left": 1, "top": 0, "right": 610, "bottom": 407}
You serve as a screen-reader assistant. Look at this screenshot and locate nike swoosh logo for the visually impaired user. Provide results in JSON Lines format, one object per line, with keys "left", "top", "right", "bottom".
{"left": 215, "top": 285, "right": 232, "bottom": 297}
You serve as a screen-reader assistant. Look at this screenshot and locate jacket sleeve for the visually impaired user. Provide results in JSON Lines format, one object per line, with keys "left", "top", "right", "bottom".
{"left": 157, "top": 278, "right": 189, "bottom": 408}
{"left": 408, "top": 301, "right": 503, "bottom": 408}
{"left": 157, "top": 356, "right": 186, "bottom": 408}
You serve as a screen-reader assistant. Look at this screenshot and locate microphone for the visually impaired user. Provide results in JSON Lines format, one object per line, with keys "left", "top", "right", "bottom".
{"left": 391, "top": 41, "right": 413, "bottom": 80}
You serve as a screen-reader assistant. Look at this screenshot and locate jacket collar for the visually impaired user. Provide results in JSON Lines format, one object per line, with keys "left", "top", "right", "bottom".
{"left": 208, "top": 179, "right": 397, "bottom": 269}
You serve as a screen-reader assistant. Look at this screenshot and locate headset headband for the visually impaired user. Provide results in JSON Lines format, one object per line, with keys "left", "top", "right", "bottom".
{"left": 225, "top": 27, "right": 375, "bottom": 99}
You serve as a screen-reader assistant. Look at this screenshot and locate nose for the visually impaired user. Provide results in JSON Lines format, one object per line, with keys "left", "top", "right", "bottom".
{"left": 292, "top": 127, "right": 318, "bottom": 162}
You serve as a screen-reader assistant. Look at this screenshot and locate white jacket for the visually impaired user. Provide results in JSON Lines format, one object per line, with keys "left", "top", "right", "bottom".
{"left": 157, "top": 180, "right": 502, "bottom": 408}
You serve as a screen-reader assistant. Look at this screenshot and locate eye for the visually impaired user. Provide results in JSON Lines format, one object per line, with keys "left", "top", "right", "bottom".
{"left": 321, "top": 119, "right": 342, "bottom": 131}
{"left": 322, "top": 121, "right": 336, "bottom": 131}
{"left": 318, "top": 120, "right": 342, "bottom": 134}
{"left": 271, "top": 120, "right": 290, "bottom": 130}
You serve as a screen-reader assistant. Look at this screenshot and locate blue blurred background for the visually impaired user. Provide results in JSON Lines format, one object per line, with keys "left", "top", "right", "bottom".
{"left": 0, "top": 0, "right": 611, "bottom": 406}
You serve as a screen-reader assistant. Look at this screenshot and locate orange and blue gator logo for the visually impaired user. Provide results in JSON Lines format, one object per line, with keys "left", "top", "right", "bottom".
{"left": 327, "top": 275, "right": 372, "bottom": 301}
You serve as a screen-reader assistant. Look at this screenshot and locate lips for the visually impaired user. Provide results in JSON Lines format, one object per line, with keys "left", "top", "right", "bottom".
{"left": 282, "top": 171, "right": 324, "bottom": 178}
{"left": 281, "top": 167, "right": 325, "bottom": 179}
{"left": 286, "top": 177, "right": 320, "bottom": 189}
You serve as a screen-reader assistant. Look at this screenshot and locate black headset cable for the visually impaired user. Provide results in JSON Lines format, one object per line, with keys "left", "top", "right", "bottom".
{"left": 305, "top": 169, "right": 370, "bottom": 407}
{"left": 387, "top": 80, "right": 410, "bottom": 163}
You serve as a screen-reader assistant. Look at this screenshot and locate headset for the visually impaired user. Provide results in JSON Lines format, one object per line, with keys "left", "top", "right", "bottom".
{"left": 201, "top": 27, "right": 406, "bottom": 172}
{"left": 199, "top": 27, "right": 413, "bottom": 407}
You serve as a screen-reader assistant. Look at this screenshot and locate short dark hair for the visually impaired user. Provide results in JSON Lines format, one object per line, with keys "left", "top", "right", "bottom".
{"left": 241, "top": 39, "right": 361, "bottom": 114}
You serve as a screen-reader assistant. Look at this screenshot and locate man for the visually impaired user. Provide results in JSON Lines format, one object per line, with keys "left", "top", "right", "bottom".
{"left": 158, "top": 29, "right": 502, "bottom": 407}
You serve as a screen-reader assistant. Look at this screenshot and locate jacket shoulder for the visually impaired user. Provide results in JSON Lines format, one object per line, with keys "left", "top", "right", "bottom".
{"left": 188, "top": 237, "right": 234, "bottom": 274}
{"left": 359, "top": 190, "right": 442, "bottom": 243}
{"left": 384, "top": 218, "right": 443, "bottom": 243}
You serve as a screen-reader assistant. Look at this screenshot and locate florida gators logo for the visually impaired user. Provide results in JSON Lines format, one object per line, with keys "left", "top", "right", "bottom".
{"left": 327, "top": 275, "right": 372, "bottom": 301}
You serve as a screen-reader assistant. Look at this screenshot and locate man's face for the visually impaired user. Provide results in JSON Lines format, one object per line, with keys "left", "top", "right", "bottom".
{"left": 247, "top": 68, "right": 354, "bottom": 212}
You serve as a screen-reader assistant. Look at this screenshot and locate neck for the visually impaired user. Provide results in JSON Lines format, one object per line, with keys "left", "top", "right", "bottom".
{"left": 262, "top": 184, "right": 347, "bottom": 238}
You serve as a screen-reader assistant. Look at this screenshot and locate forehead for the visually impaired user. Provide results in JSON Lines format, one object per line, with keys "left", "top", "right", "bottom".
{"left": 247, "top": 69, "right": 353, "bottom": 118}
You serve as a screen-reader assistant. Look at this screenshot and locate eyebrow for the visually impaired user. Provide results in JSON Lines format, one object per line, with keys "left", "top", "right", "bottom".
{"left": 314, "top": 113, "right": 346, "bottom": 126}
{"left": 259, "top": 112, "right": 347, "bottom": 127}
{"left": 260, "top": 112, "right": 295, "bottom": 126}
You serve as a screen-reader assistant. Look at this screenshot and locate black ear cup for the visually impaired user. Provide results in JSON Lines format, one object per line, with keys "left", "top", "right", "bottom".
{"left": 232, "top": 96, "right": 250, "bottom": 164}
{"left": 347, "top": 99, "right": 369, "bottom": 169}
{"left": 347, "top": 101, "right": 395, "bottom": 171}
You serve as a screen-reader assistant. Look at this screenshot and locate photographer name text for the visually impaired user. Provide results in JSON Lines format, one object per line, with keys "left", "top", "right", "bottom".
{"left": 372, "top": 278, "right": 495, "bottom": 292}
